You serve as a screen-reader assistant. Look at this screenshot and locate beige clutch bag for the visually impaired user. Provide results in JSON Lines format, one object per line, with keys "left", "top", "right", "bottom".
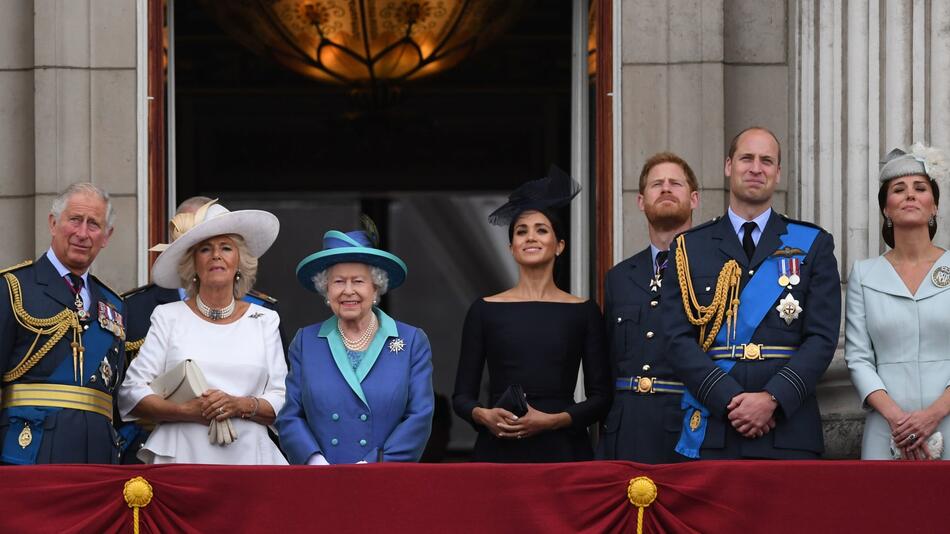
{"left": 149, "top": 359, "right": 238, "bottom": 446}
{"left": 149, "top": 359, "right": 209, "bottom": 404}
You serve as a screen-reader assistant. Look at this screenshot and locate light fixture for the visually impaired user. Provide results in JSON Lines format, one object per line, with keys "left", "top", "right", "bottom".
{"left": 199, "top": 0, "right": 528, "bottom": 89}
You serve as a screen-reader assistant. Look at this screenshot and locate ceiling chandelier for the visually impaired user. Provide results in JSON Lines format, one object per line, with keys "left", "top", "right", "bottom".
{"left": 198, "top": 0, "right": 528, "bottom": 89}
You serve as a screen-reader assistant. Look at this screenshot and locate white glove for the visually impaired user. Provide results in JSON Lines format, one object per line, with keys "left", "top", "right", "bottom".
{"left": 307, "top": 453, "right": 330, "bottom": 465}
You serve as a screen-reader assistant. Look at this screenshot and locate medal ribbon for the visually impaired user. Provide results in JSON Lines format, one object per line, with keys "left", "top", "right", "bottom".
{"left": 675, "top": 222, "right": 820, "bottom": 458}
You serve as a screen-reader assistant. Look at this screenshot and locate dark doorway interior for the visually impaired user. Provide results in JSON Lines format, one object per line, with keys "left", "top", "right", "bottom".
{"left": 173, "top": 1, "right": 575, "bottom": 457}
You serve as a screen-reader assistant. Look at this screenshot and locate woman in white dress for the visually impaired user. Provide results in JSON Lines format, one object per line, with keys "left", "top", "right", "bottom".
{"left": 118, "top": 200, "right": 287, "bottom": 464}
{"left": 846, "top": 144, "right": 950, "bottom": 460}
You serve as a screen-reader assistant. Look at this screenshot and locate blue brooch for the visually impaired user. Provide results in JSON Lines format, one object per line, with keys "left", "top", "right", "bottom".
{"left": 388, "top": 338, "right": 406, "bottom": 353}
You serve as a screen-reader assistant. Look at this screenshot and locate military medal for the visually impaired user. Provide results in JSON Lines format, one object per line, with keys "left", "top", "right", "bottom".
{"left": 776, "top": 293, "right": 803, "bottom": 325}
{"left": 98, "top": 302, "right": 125, "bottom": 338}
{"left": 649, "top": 274, "right": 662, "bottom": 293}
{"left": 932, "top": 266, "right": 950, "bottom": 288}
{"left": 99, "top": 357, "right": 114, "bottom": 387}
{"left": 788, "top": 258, "right": 801, "bottom": 286}
{"left": 18, "top": 424, "right": 32, "bottom": 448}
{"left": 777, "top": 258, "right": 790, "bottom": 287}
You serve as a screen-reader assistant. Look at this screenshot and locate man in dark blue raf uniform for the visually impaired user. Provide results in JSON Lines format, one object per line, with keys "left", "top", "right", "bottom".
{"left": 598, "top": 152, "right": 699, "bottom": 463}
{"left": 0, "top": 182, "right": 125, "bottom": 464}
{"left": 661, "top": 127, "right": 841, "bottom": 460}
{"left": 119, "top": 196, "right": 281, "bottom": 463}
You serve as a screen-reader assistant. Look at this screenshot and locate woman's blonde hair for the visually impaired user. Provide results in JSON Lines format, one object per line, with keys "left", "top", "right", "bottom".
{"left": 177, "top": 234, "right": 258, "bottom": 299}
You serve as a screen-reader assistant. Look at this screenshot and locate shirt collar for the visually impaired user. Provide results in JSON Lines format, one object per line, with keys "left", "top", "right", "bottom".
{"left": 727, "top": 206, "right": 772, "bottom": 237}
{"left": 45, "top": 248, "right": 89, "bottom": 285}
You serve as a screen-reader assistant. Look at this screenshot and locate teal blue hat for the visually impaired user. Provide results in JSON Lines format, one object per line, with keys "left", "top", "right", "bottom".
{"left": 296, "top": 228, "right": 407, "bottom": 293}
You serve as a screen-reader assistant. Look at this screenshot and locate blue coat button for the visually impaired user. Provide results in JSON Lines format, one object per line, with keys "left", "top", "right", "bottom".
{"left": 360, "top": 414, "right": 368, "bottom": 421}
{"left": 331, "top": 413, "right": 339, "bottom": 421}
{"left": 359, "top": 439, "right": 367, "bottom": 447}
{"left": 331, "top": 438, "right": 339, "bottom": 446}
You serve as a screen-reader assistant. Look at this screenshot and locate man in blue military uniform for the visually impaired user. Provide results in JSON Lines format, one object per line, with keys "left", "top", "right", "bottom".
{"left": 599, "top": 152, "right": 699, "bottom": 463}
{"left": 661, "top": 127, "right": 841, "bottom": 459}
{"left": 0, "top": 183, "right": 125, "bottom": 464}
{"left": 119, "top": 196, "right": 282, "bottom": 463}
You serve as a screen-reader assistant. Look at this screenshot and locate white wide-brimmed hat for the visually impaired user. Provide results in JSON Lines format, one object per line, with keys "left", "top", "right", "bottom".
{"left": 150, "top": 200, "right": 279, "bottom": 289}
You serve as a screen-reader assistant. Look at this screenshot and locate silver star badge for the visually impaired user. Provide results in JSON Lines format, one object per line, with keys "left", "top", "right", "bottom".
{"left": 388, "top": 338, "right": 406, "bottom": 353}
{"left": 776, "top": 293, "right": 802, "bottom": 325}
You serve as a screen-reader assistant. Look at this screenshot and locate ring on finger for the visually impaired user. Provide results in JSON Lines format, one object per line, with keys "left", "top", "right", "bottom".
{"left": 909, "top": 433, "right": 918, "bottom": 443}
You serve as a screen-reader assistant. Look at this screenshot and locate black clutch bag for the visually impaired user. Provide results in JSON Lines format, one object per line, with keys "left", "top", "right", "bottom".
{"left": 493, "top": 384, "right": 528, "bottom": 417}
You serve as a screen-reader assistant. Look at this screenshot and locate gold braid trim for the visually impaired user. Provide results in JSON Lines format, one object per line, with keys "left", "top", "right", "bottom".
{"left": 674, "top": 234, "right": 742, "bottom": 351}
{"left": 125, "top": 338, "right": 145, "bottom": 355}
{"left": 2, "top": 272, "right": 82, "bottom": 383}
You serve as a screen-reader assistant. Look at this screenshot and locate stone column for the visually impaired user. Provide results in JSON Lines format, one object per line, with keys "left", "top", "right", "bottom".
{"left": 0, "top": 0, "right": 140, "bottom": 292}
{"left": 793, "top": 0, "right": 950, "bottom": 457}
{"left": 0, "top": 1, "right": 37, "bottom": 266}
{"left": 618, "top": 0, "right": 726, "bottom": 256}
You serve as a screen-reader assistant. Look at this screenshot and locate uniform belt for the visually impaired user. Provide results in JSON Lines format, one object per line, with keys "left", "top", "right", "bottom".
{"left": 708, "top": 344, "right": 797, "bottom": 361}
{"left": 1, "top": 383, "right": 113, "bottom": 421}
{"left": 616, "top": 376, "right": 685, "bottom": 394}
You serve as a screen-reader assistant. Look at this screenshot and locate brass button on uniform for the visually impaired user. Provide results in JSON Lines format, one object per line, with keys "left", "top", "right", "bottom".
{"left": 748, "top": 270, "right": 754, "bottom": 276}
{"left": 359, "top": 439, "right": 368, "bottom": 447}
{"left": 331, "top": 413, "right": 340, "bottom": 421}
{"left": 331, "top": 438, "right": 339, "bottom": 446}
{"left": 705, "top": 286, "right": 711, "bottom": 292}
{"left": 360, "top": 414, "right": 368, "bottom": 421}
{"left": 646, "top": 331, "right": 655, "bottom": 339}
{"left": 650, "top": 300, "right": 658, "bottom": 307}
{"left": 617, "top": 317, "right": 622, "bottom": 323}
{"left": 642, "top": 364, "right": 651, "bottom": 371}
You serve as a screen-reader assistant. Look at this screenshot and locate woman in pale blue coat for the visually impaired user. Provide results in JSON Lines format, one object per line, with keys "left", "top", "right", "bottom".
{"left": 846, "top": 144, "right": 950, "bottom": 460}
{"left": 276, "top": 222, "right": 434, "bottom": 464}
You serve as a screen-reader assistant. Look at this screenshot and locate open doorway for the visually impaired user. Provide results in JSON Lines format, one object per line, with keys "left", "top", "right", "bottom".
{"left": 166, "top": 0, "right": 596, "bottom": 458}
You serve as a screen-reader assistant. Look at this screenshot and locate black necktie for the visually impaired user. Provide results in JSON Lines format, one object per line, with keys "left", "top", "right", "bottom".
{"left": 742, "top": 221, "right": 757, "bottom": 261}
{"left": 655, "top": 250, "right": 669, "bottom": 279}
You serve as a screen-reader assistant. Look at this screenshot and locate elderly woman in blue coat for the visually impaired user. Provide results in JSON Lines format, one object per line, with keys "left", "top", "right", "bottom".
{"left": 277, "top": 222, "right": 434, "bottom": 464}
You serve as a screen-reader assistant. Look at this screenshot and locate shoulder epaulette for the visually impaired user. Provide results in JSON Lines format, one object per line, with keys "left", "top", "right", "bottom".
{"left": 0, "top": 259, "right": 32, "bottom": 276}
{"left": 778, "top": 213, "right": 827, "bottom": 232}
{"left": 680, "top": 216, "right": 721, "bottom": 235}
{"left": 90, "top": 275, "right": 123, "bottom": 301}
{"left": 247, "top": 289, "right": 278, "bottom": 305}
{"left": 122, "top": 283, "right": 156, "bottom": 299}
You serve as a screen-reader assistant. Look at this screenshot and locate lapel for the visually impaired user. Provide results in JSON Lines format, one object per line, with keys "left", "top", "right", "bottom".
{"left": 713, "top": 216, "right": 746, "bottom": 263}
{"left": 863, "top": 251, "right": 950, "bottom": 301}
{"left": 749, "top": 212, "right": 786, "bottom": 268}
{"left": 318, "top": 308, "right": 399, "bottom": 408}
{"left": 915, "top": 251, "right": 950, "bottom": 300}
{"left": 34, "top": 254, "right": 76, "bottom": 310}
{"left": 860, "top": 256, "right": 910, "bottom": 298}
{"left": 625, "top": 248, "right": 655, "bottom": 295}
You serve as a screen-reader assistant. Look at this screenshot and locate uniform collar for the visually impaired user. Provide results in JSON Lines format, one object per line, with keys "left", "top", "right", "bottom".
{"left": 727, "top": 206, "right": 772, "bottom": 245}
{"left": 45, "top": 248, "right": 89, "bottom": 286}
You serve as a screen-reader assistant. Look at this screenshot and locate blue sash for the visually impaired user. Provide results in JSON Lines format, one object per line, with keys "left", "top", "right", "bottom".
{"left": 675, "top": 223, "right": 819, "bottom": 458}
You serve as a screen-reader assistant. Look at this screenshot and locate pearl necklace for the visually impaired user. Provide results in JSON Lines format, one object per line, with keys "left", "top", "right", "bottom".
{"left": 196, "top": 294, "right": 236, "bottom": 321}
{"left": 339, "top": 313, "right": 378, "bottom": 351}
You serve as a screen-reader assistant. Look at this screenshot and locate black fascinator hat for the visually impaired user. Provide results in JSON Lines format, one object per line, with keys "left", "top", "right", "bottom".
{"left": 488, "top": 165, "right": 582, "bottom": 228}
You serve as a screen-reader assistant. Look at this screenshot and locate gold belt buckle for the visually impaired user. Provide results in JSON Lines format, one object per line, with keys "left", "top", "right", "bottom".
{"left": 741, "top": 343, "right": 763, "bottom": 360}
{"left": 636, "top": 376, "right": 655, "bottom": 394}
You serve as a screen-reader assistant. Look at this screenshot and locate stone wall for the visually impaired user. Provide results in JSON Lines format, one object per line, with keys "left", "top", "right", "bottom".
{"left": 0, "top": 0, "right": 140, "bottom": 292}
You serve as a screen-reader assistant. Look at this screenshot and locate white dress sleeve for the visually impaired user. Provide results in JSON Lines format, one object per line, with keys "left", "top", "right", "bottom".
{"left": 118, "top": 304, "right": 174, "bottom": 421}
{"left": 256, "top": 309, "right": 288, "bottom": 415}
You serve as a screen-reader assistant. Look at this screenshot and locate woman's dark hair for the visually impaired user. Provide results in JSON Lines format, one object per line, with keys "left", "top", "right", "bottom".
{"left": 878, "top": 176, "right": 940, "bottom": 248}
{"left": 507, "top": 208, "right": 566, "bottom": 244}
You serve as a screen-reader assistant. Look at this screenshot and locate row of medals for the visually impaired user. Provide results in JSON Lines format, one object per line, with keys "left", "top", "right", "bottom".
{"left": 776, "top": 257, "right": 803, "bottom": 325}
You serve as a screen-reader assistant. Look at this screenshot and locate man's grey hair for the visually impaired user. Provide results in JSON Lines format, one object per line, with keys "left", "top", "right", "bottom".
{"left": 50, "top": 182, "right": 115, "bottom": 228}
{"left": 176, "top": 196, "right": 214, "bottom": 215}
{"left": 311, "top": 265, "right": 390, "bottom": 299}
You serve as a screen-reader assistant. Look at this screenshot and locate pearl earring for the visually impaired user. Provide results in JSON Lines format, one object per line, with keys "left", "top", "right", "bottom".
{"left": 885, "top": 216, "right": 893, "bottom": 228}
{"left": 325, "top": 299, "right": 330, "bottom": 306}
{"left": 930, "top": 215, "right": 937, "bottom": 228}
